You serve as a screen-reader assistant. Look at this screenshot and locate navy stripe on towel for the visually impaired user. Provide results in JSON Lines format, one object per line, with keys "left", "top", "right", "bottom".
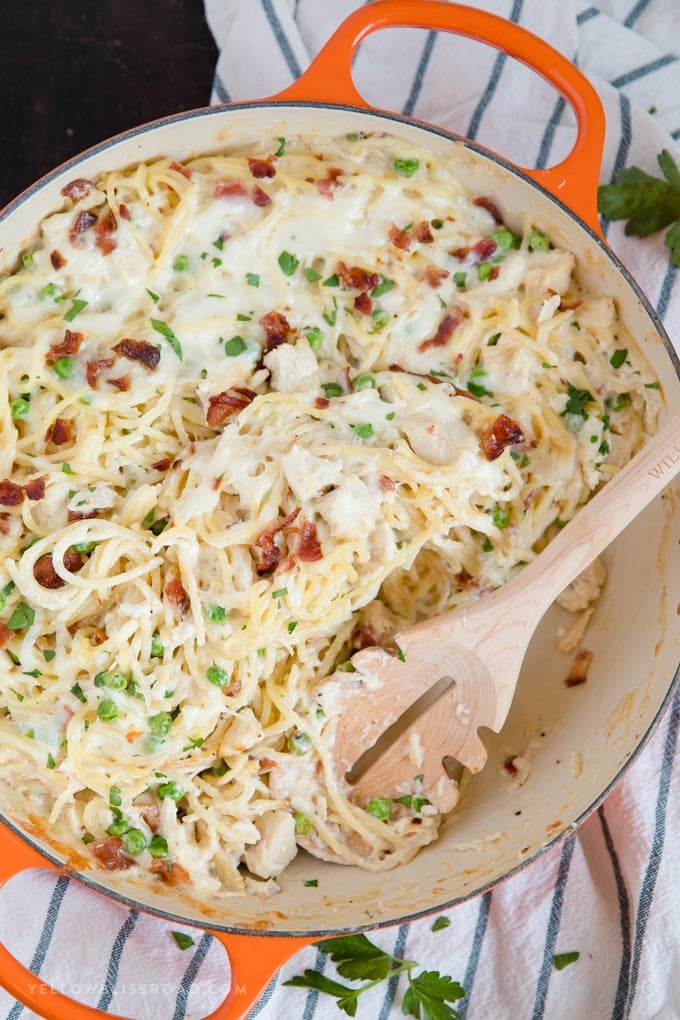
{"left": 624, "top": 0, "right": 654, "bottom": 29}
{"left": 96, "top": 909, "right": 139, "bottom": 1012}
{"left": 261, "top": 0, "right": 302, "bottom": 80}
{"left": 598, "top": 806, "right": 632, "bottom": 1018}
{"left": 402, "top": 31, "right": 437, "bottom": 117}
{"left": 625, "top": 686, "right": 680, "bottom": 1018}
{"left": 302, "top": 947, "right": 327, "bottom": 1020}
{"left": 458, "top": 890, "right": 493, "bottom": 1019}
{"left": 6, "top": 874, "right": 70, "bottom": 1020}
{"left": 378, "top": 924, "right": 409, "bottom": 1020}
{"left": 466, "top": 0, "right": 524, "bottom": 140}
{"left": 212, "top": 70, "right": 231, "bottom": 105}
{"left": 611, "top": 54, "right": 677, "bottom": 90}
{"left": 531, "top": 834, "right": 577, "bottom": 1020}
{"left": 172, "top": 931, "right": 214, "bottom": 1020}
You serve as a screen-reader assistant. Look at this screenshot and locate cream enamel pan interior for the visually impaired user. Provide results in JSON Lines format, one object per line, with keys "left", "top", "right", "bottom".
{"left": 0, "top": 98, "right": 678, "bottom": 935}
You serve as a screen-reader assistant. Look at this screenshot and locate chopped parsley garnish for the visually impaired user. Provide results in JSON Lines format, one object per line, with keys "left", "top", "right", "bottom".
{"left": 275, "top": 136, "right": 287, "bottom": 157}
{"left": 246, "top": 272, "right": 260, "bottom": 287}
{"left": 146, "top": 288, "right": 160, "bottom": 303}
{"left": 454, "top": 271, "right": 467, "bottom": 288}
{"left": 553, "top": 951, "right": 580, "bottom": 971}
{"left": 321, "top": 382, "right": 343, "bottom": 399}
{"left": 432, "top": 916, "right": 452, "bottom": 932}
{"left": 610, "top": 348, "right": 628, "bottom": 369}
{"left": 304, "top": 327, "right": 323, "bottom": 351}
{"left": 322, "top": 297, "right": 338, "bottom": 326}
{"left": 158, "top": 781, "right": 183, "bottom": 801}
{"left": 368, "top": 798, "right": 392, "bottom": 820}
{"left": 224, "top": 335, "right": 247, "bottom": 356}
{"left": 272, "top": 586, "right": 288, "bottom": 599}
{"left": 278, "top": 250, "right": 300, "bottom": 276}
{"left": 491, "top": 506, "right": 510, "bottom": 529}
{"left": 46, "top": 753, "right": 56, "bottom": 769}
{"left": 172, "top": 254, "right": 191, "bottom": 272}
{"left": 70, "top": 682, "right": 87, "bottom": 703}
{"left": 204, "top": 603, "right": 228, "bottom": 623}
{"left": 151, "top": 319, "right": 183, "bottom": 361}
{"left": 304, "top": 878, "right": 319, "bottom": 887}
{"left": 285, "top": 934, "right": 465, "bottom": 1018}
{"left": 287, "top": 620, "right": 298, "bottom": 633}
{"left": 466, "top": 367, "right": 493, "bottom": 398}
{"left": 7, "top": 602, "right": 35, "bottom": 630}
{"left": 304, "top": 268, "right": 322, "bottom": 282}
{"left": 562, "top": 382, "right": 594, "bottom": 418}
{"left": 350, "top": 423, "right": 374, "bottom": 439}
{"left": 393, "top": 793, "right": 430, "bottom": 812}
{"left": 371, "top": 275, "right": 395, "bottom": 298}
{"left": 394, "top": 158, "right": 420, "bottom": 177}
{"left": 171, "top": 931, "right": 195, "bottom": 951}
{"left": 43, "top": 649, "right": 56, "bottom": 662}
{"left": 63, "top": 298, "right": 88, "bottom": 322}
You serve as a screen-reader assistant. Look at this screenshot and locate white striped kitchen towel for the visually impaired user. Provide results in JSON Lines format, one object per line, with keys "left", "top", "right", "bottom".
{"left": 1, "top": 1, "right": 679, "bottom": 1018}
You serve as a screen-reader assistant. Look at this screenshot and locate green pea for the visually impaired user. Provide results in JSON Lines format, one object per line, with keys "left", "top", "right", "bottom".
{"left": 352, "top": 373, "right": 376, "bottom": 391}
{"left": 287, "top": 731, "right": 312, "bottom": 755}
{"left": 206, "top": 665, "right": 229, "bottom": 687}
{"left": 52, "top": 357, "right": 75, "bottom": 380}
{"left": 148, "top": 711, "right": 173, "bottom": 737}
{"left": 10, "top": 398, "right": 30, "bottom": 420}
{"left": 173, "top": 254, "right": 191, "bottom": 272}
{"left": 204, "top": 603, "right": 228, "bottom": 623}
{"left": 94, "top": 669, "right": 128, "bottom": 691}
{"left": 294, "top": 812, "right": 313, "bottom": 835}
{"left": 148, "top": 834, "right": 169, "bottom": 858}
{"left": 121, "top": 828, "right": 147, "bottom": 855}
{"left": 528, "top": 229, "right": 550, "bottom": 251}
{"left": 97, "top": 699, "right": 119, "bottom": 721}
{"left": 106, "top": 817, "right": 131, "bottom": 837}
{"left": 158, "top": 781, "right": 183, "bottom": 801}
{"left": 368, "top": 798, "right": 392, "bottom": 820}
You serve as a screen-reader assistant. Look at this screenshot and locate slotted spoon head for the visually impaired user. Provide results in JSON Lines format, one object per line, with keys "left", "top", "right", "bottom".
{"left": 319, "top": 633, "right": 500, "bottom": 814}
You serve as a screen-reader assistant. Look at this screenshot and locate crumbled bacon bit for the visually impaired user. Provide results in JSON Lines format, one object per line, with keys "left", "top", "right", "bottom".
{"left": 488, "top": 265, "right": 500, "bottom": 281}
{"left": 215, "top": 180, "right": 247, "bottom": 198}
{"left": 68, "top": 509, "right": 99, "bottom": 522}
{"left": 316, "top": 166, "right": 344, "bottom": 198}
{"left": 471, "top": 237, "right": 497, "bottom": 261}
{"left": 480, "top": 413, "right": 525, "bottom": 461}
{"left": 337, "top": 261, "right": 380, "bottom": 292}
{"left": 94, "top": 210, "right": 117, "bottom": 255}
{"left": 206, "top": 390, "right": 254, "bottom": 426}
{"left": 118, "top": 203, "right": 131, "bottom": 221}
{"left": 169, "top": 160, "right": 192, "bottom": 179}
{"left": 251, "top": 185, "right": 271, "bottom": 206}
{"left": 379, "top": 475, "right": 396, "bottom": 491}
{"left": 70, "top": 209, "right": 97, "bottom": 244}
{"left": 415, "top": 220, "right": 434, "bottom": 243}
{"left": 254, "top": 508, "right": 301, "bottom": 574}
{"left": 86, "top": 358, "right": 115, "bottom": 387}
{"left": 150, "top": 858, "right": 190, "bottom": 885}
{"left": 108, "top": 375, "right": 131, "bottom": 392}
{"left": 45, "top": 417, "right": 73, "bottom": 446}
{"left": 417, "top": 307, "right": 464, "bottom": 353}
{"left": 298, "top": 520, "right": 322, "bottom": 562}
{"left": 0, "top": 622, "right": 12, "bottom": 649}
{"left": 314, "top": 397, "right": 330, "bottom": 409}
{"left": 354, "top": 292, "right": 372, "bottom": 315}
{"left": 248, "top": 155, "right": 276, "bottom": 179}
{"left": 165, "top": 578, "right": 190, "bottom": 614}
{"left": 151, "top": 458, "right": 172, "bottom": 472}
{"left": 0, "top": 479, "right": 24, "bottom": 506}
{"left": 388, "top": 223, "right": 412, "bottom": 251}
{"left": 112, "top": 338, "right": 161, "bottom": 370}
{"left": 259, "top": 310, "right": 293, "bottom": 351}
{"left": 61, "top": 178, "right": 95, "bottom": 200}
{"left": 33, "top": 555, "right": 65, "bottom": 589}
{"left": 565, "top": 648, "right": 593, "bottom": 687}
{"left": 140, "top": 803, "right": 161, "bottom": 832}
{"left": 473, "top": 196, "right": 503, "bottom": 224}
{"left": 422, "top": 266, "right": 449, "bottom": 288}
{"left": 92, "top": 837, "right": 134, "bottom": 871}
{"left": 47, "top": 329, "right": 83, "bottom": 364}
{"left": 22, "top": 477, "right": 46, "bottom": 501}
{"left": 50, "top": 249, "right": 67, "bottom": 270}
{"left": 90, "top": 627, "right": 108, "bottom": 646}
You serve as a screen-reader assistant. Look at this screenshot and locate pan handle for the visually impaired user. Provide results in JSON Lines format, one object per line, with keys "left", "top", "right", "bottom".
{"left": 272, "top": 0, "right": 606, "bottom": 233}
{"left": 0, "top": 821, "right": 312, "bottom": 1020}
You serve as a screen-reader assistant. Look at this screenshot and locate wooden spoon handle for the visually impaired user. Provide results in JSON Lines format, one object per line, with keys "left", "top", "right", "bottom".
{"left": 510, "top": 410, "right": 680, "bottom": 609}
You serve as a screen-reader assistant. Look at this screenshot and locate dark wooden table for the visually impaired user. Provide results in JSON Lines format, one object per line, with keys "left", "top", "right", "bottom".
{"left": 1, "top": 0, "right": 218, "bottom": 210}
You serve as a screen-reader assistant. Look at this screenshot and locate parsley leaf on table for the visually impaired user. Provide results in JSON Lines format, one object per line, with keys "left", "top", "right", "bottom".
{"left": 597, "top": 149, "right": 680, "bottom": 266}
{"left": 284, "top": 933, "right": 465, "bottom": 1018}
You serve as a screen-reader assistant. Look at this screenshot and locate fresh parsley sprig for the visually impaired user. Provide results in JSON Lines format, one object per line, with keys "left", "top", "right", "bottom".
{"left": 284, "top": 933, "right": 465, "bottom": 1018}
{"left": 597, "top": 149, "right": 680, "bottom": 266}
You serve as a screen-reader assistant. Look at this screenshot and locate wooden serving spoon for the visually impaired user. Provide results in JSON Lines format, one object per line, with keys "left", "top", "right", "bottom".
{"left": 320, "top": 411, "right": 680, "bottom": 814}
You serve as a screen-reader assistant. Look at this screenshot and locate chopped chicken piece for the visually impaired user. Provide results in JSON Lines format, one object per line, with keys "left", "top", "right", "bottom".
{"left": 556, "top": 557, "right": 606, "bottom": 613}
{"left": 243, "top": 809, "right": 297, "bottom": 879}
